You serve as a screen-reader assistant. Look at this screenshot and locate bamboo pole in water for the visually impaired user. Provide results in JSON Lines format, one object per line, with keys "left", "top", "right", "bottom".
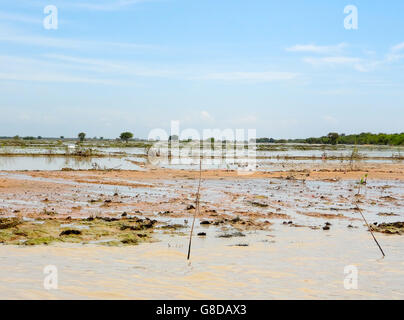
{"left": 355, "top": 204, "right": 385, "bottom": 257}
{"left": 187, "top": 158, "right": 202, "bottom": 260}
{"left": 354, "top": 176, "right": 385, "bottom": 257}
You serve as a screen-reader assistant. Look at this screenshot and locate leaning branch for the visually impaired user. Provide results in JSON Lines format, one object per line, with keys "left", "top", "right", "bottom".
{"left": 187, "top": 158, "right": 202, "bottom": 260}
{"left": 355, "top": 204, "right": 385, "bottom": 257}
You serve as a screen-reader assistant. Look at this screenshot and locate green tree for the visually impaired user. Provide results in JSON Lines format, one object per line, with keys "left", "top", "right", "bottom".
{"left": 327, "top": 132, "right": 339, "bottom": 145}
{"left": 78, "top": 132, "right": 86, "bottom": 142}
{"left": 120, "top": 132, "right": 133, "bottom": 143}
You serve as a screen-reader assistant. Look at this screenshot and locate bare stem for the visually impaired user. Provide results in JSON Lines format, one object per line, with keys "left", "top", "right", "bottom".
{"left": 355, "top": 204, "right": 385, "bottom": 257}
{"left": 187, "top": 157, "right": 202, "bottom": 260}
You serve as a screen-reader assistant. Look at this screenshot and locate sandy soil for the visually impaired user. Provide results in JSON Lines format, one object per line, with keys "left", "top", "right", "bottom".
{"left": 0, "top": 164, "right": 402, "bottom": 224}
{"left": 11, "top": 161, "right": 404, "bottom": 181}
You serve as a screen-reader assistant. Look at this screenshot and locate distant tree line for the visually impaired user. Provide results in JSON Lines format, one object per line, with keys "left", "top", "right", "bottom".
{"left": 257, "top": 132, "right": 404, "bottom": 146}
{"left": 0, "top": 132, "right": 135, "bottom": 142}
{"left": 3, "top": 132, "right": 403, "bottom": 146}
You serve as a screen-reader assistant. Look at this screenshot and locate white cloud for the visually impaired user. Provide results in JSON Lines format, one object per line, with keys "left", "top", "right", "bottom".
{"left": 355, "top": 43, "right": 404, "bottom": 71}
{"left": 44, "top": 55, "right": 300, "bottom": 83}
{"left": 0, "top": 55, "right": 129, "bottom": 85}
{"left": 198, "top": 71, "right": 298, "bottom": 82}
{"left": 0, "top": 72, "right": 119, "bottom": 85}
{"left": 61, "top": 0, "right": 150, "bottom": 11}
{"left": 286, "top": 43, "right": 347, "bottom": 54}
{"left": 0, "top": 33, "right": 155, "bottom": 51}
{"left": 303, "top": 56, "right": 361, "bottom": 65}
{"left": 201, "top": 111, "right": 214, "bottom": 121}
{"left": 303, "top": 56, "right": 370, "bottom": 72}
{"left": 384, "top": 42, "right": 404, "bottom": 63}
{"left": 11, "top": 0, "right": 149, "bottom": 11}
{"left": 0, "top": 54, "right": 298, "bottom": 86}
{"left": 391, "top": 42, "right": 404, "bottom": 53}
{"left": 295, "top": 42, "right": 404, "bottom": 72}
{"left": 43, "top": 54, "right": 176, "bottom": 78}
{"left": 0, "top": 11, "right": 41, "bottom": 24}
{"left": 1, "top": 54, "right": 299, "bottom": 86}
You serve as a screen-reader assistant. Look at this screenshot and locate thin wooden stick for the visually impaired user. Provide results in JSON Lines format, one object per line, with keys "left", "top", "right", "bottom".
{"left": 355, "top": 204, "right": 385, "bottom": 257}
{"left": 187, "top": 157, "right": 202, "bottom": 260}
{"left": 354, "top": 176, "right": 385, "bottom": 257}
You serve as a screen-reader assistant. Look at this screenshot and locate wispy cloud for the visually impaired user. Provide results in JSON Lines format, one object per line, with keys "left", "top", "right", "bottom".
{"left": 6, "top": 0, "right": 151, "bottom": 12}
{"left": 0, "top": 33, "right": 156, "bottom": 51}
{"left": 200, "top": 111, "right": 214, "bottom": 121}
{"left": 293, "top": 42, "right": 404, "bottom": 72}
{"left": 287, "top": 42, "right": 368, "bottom": 71}
{"left": 0, "top": 55, "right": 130, "bottom": 85}
{"left": 43, "top": 54, "right": 178, "bottom": 78}
{"left": 303, "top": 56, "right": 361, "bottom": 65}
{"left": 386, "top": 42, "right": 404, "bottom": 63}
{"left": 356, "top": 42, "right": 404, "bottom": 71}
{"left": 286, "top": 43, "right": 347, "bottom": 54}
{"left": 60, "top": 0, "right": 151, "bottom": 11}
{"left": 303, "top": 56, "right": 363, "bottom": 71}
{"left": 0, "top": 54, "right": 299, "bottom": 86}
{"left": 391, "top": 42, "right": 404, "bottom": 53}
{"left": 303, "top": 56, "right": 379, "bottom": 72}
{"left": 197, "top": 71, "right": 299, "bottom": 82}
{"left": 0, "top": 72, "right": 118, "bottom": 85}
{"left": 0, "top": 11, "right": 42, "bottom": 24}
{"left": 45, "top": 54, "right": 300, "bottom": 83}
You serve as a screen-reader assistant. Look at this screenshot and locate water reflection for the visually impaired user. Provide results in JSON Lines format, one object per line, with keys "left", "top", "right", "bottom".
{"left": 0, "top": 144, "right": 402, "bottom": 171}
{"left": 0, "top": 156, "right": 142, "bottom": 171}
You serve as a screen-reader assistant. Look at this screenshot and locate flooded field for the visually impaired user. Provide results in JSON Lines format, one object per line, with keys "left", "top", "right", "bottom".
{"left": 0, "top": 156, "right": 144, "bottom": 171}
{"left": 0, "top": 143, "right": 403, "bottom": 299}
{"left": 0, "top": 143, "right": 402, "bottom": 171}
{"left": 1, "top": 229, "right": 403, "bottom": 300}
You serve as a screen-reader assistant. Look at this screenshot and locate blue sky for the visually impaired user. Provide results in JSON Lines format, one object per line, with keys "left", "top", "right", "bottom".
{"left": 0, "top": 0, "right": 403, "bottom": 139}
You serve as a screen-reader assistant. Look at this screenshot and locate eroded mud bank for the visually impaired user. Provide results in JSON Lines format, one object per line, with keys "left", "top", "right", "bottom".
{"left": 0, "top": 166, "right": 403, "bottom": 246}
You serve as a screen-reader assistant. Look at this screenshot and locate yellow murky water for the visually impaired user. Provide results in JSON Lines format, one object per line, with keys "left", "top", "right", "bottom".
{"left": 0, "top": 227, "right": 403, "bottom": 299}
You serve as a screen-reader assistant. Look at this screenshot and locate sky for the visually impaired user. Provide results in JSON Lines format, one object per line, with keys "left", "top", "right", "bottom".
{"left": 0, "top": 0, "right": 403, "bottom": 139}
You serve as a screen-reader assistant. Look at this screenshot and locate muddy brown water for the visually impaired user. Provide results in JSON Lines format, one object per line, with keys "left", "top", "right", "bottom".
{"left": 0, "top": 156, "right": 403, "bottom": 299}
{"left": 0, "top": 144, "right": 402, "bottom": 171}
{"left": 0, "top": 226, "right": 403, "bottom": 299}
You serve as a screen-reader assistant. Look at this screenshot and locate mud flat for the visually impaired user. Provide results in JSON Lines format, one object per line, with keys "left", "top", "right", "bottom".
{"left": 0, "top": 163, "right": 403, "bottom": 299}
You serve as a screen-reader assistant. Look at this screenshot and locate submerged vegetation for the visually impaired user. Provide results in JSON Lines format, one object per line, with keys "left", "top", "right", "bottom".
{"left": 0, "top": 217, "right": 158, "bottom": 246}
{"left": 370, "top": 222, "right": 404, "bottom": 235}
